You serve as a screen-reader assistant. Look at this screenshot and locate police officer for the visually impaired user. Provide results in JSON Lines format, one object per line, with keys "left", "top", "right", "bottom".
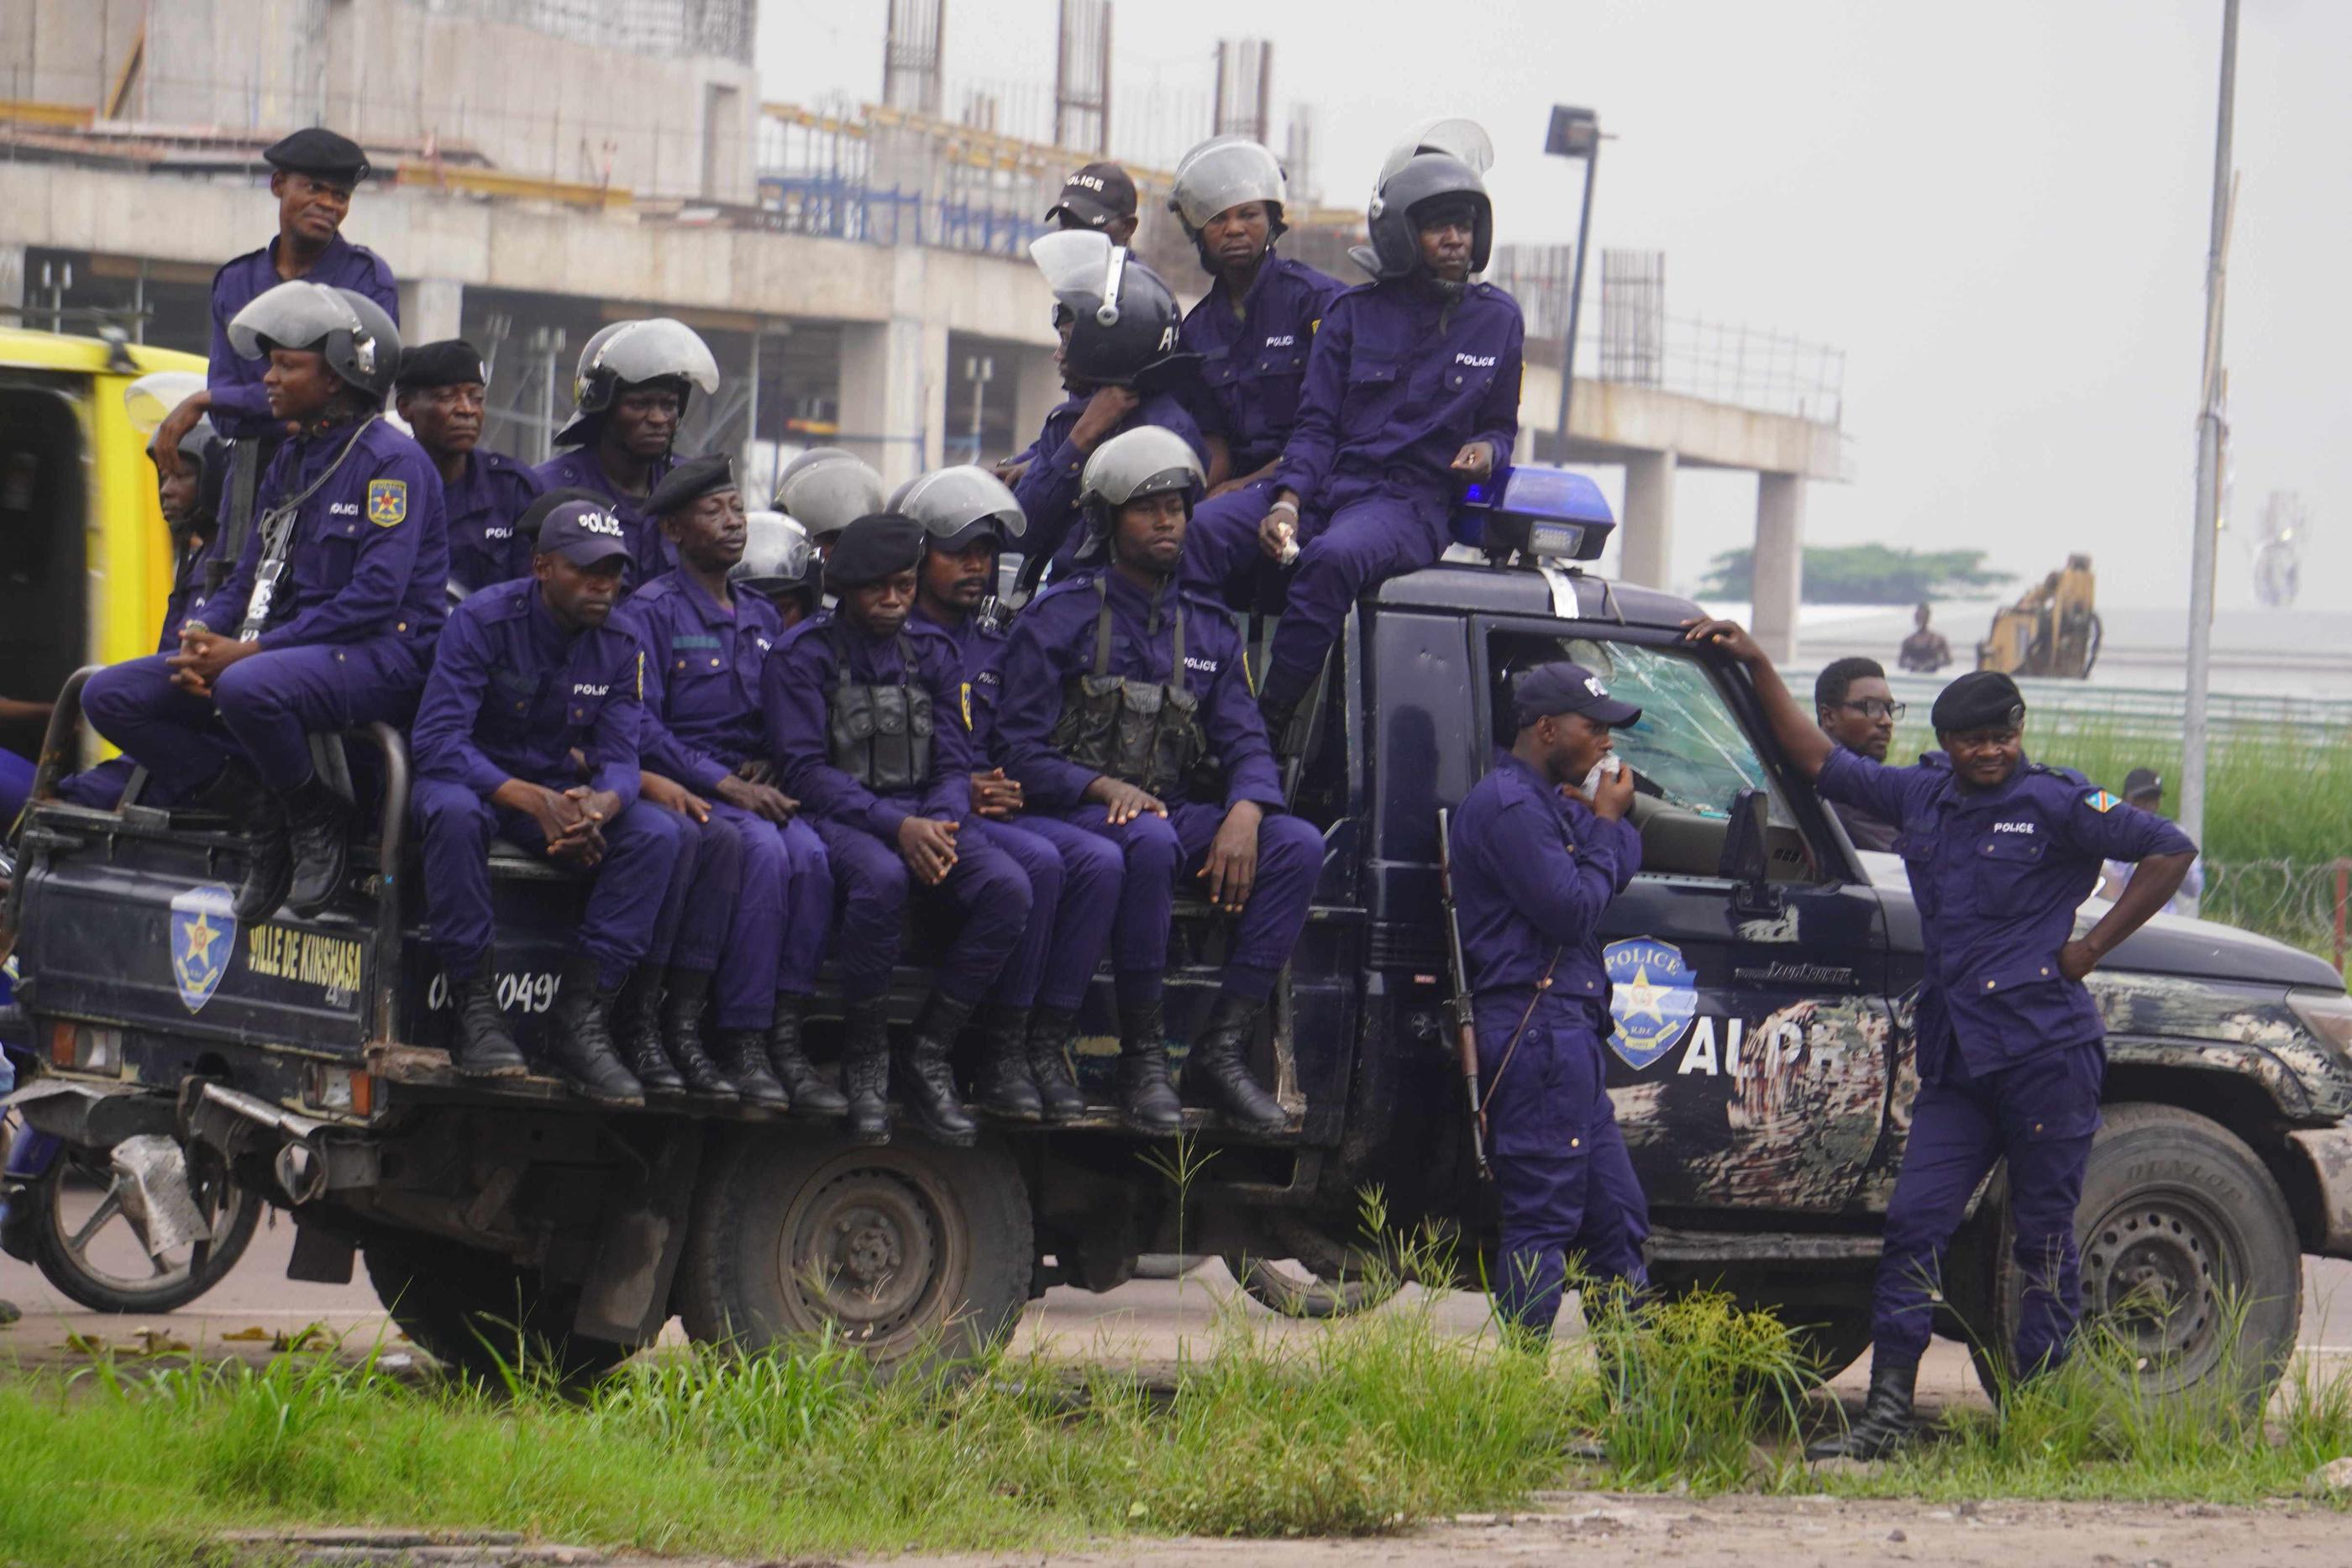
{"left": 995, "top": 428, "right": 1322, "bottom": 1135}
{"left": 1163, "top": 137, "right": 1346, "bottom": 588}
{"left": 1010, "top": 235, "right": 1208, "bottom": 581}
{"left": 395, "top": 341, "right": 544, "bottom": 596}
{"left": 83, "top": 281, "right": 445, "bottom": 922}
{"left": 1814, "top": 657, "right": 1903, "bottom": 852}
{"left": 773, "top": 448, "right": 886, "bottom": 560}
{"left": 764, "top": 515, "right": 1035, "bottom": 1146}
{"left": 409, "top": 501, "right": 689, "bottom": 1101}
{"left": 621, "top": 454, "right": 846, "bottom": 1115}
{"left": 155, "top": 129, "right": 398, "bottom": 562}
{"left": 1047, "top": 160, "right": 1141, "bottom": 245}
{"left": 535, "top": 319, "right": 720, "bottom": 585}
{"left": 1242, "top": 141, "right": 1525, "bottom": 739}
{"left": 1448, "top": 663, "right": 1650, "bottom": 1339}
{"left": 53, "top": 375, "right": 225, "bottom": 810}
{"left": 1684, "top": 618, "right": 2197, "bottom": 1460}
{"left": 732, "top": 510, "right": 824, "bottom": 628}
{"left": 902, "top": 465, "right": 1122, "bottom": 1122}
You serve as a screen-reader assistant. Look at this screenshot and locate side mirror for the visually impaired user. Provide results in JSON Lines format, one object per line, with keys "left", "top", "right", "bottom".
{"left": 1719, "top": 787, "right": 1783, "bottom": 915}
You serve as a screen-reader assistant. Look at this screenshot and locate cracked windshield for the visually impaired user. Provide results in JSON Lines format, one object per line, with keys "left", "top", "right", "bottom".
{"left": 1554, "top": 637, "right": 1782, "bottom": 823}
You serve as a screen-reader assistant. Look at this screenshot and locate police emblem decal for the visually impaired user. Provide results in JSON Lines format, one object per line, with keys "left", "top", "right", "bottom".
{"left": 1603, "top": 937, "right": 1700, "bottom": 1070}
{"left": 2083, "top": 789, "right": 2121, "bottom": 813}
{"left": 366, "top": 479, "right": 407, "bottom": 527}
{"left": 170, "top": 883, "right": 239, "bottom": 1014}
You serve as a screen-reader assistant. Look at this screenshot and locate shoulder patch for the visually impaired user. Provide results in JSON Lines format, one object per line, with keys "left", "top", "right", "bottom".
{"left": 2083, "top": 789, "right": 2121, "bottom": 814}
{"left": 365, "top": 479, "right": 407, "bottom": 527}
{"left": 962, "top": 682, "right": 974, "bottom": 731}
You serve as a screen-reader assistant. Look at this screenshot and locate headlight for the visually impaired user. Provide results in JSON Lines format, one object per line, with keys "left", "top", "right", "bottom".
{"left": 2286, "top": 988, "right": 2352, "bottom": 1057}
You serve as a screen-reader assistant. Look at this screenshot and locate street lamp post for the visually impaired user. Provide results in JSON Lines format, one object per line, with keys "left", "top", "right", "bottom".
{"left": 1544, "top": 105, "right": 1601, "bottom": 458}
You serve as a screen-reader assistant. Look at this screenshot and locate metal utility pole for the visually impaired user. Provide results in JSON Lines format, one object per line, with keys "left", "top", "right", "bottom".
{"left": 2181, "top": 0, "right": 2239, "bottom": 899}
{"left": 1542, "top": 107, "right": 1601, "bottom": 456}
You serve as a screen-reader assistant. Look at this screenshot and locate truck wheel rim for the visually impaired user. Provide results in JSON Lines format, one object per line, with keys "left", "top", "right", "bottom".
{"left": 2082, "top": 1192, "right": 2235, "bottom": 1375}
{"left": 781, "top": 1160, "right": 953, "bottom": 1348}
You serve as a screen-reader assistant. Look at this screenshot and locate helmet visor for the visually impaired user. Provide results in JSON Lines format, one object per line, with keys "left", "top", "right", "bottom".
{"left": 775, "top": 455, "right": 887, "bottom": 538}
{"left": 1172, "top": 139, "right": 1286, "bottom": 231}
{"left": 123, "top": 370, "right": 207, "bottom": 438}
{"left": 227, "top": 281, "right": 361, "bottom": 361}
{"left": 590, "top": 317, "right": 721, "bottom": 396}
{"left": 1029, "top": 229, "right": 1117, "bottom": 305}
{"left": 897, "top": 465, "right": 1027, "bottom": 542}
{"left": 1378, "top": 117, "right": 1495, "bottom": 186}
{"left": 1081, "top": 426, "right": 1205, "bottom": 507}
{"left": 731, "top": 511, "right": 816, "bottom": 586}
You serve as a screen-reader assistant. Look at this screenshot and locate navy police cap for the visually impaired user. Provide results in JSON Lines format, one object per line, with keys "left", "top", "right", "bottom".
{"left": 535, "top": 500, "right": 633, "bottom": 569}
{"left": 1930, "top": 669, "right": 2026, "bottom": 733}
{"left": 645, "top": 454, "right": 738, "bottom": 517}
{"left": 1513, "top": 661, "right": 1642, "bottom": 730}
{"left": 264, "top": 128, "right": 371, "bottom": 185}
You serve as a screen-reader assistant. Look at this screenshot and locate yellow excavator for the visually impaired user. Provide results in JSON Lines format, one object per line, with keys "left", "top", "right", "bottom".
{"left": 1977, "top": 553, "right": 2101, "bottom": 679}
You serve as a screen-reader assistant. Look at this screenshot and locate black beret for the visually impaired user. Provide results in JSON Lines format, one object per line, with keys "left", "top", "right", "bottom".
{"left": 394, "top": 339, "right": 487, "bottom": 392}
{"left": 823, "top": 513, "right": 927, "bottom": 591}
{"left": 645, "top": 454, "right": 737, "bottom": 517}
{"left": 1930, "top": 669, "right": 2027, "bottom": 733}
{"left": 264, "top": 128, "right": 371, "bottom": 185}
{"left": 517, "top": 486, "right": 608, "bottom": 543}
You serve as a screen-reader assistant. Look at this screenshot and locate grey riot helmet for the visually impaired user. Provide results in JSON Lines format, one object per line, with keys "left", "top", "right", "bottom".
{"left": 1078, "top": 426, "right": 1205, "bottom": 548}
{"left": 774, "top": 448, "right": 887, "bottom": 543}
{"left": 1029, "top": 231, "right": 1196, "bottom": 391}
{"left": 227, "top": 281, "right": 402, "bottom": 402}
{"left": 730, "top": 510, "right": 820, "bottom": 598}
{"left": 1169, "top": 136, "right": 1289, "bottom": 273}
{"left": 1351, "top": 151, "right": 1494, "bottom": 281}
{"left": 894, "top": 465, "right": 1027, "bottom": 553}
{"left": 554, "top": 317, "right": 721, "bottom": 447}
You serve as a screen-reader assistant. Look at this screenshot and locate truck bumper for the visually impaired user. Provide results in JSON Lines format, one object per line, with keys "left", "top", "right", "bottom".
{"left": 2288, "top": 1125, "right": 2352, "bottom": 1257}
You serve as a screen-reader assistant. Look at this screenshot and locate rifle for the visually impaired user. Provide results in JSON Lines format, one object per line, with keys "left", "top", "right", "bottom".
{"left": 1436, "top": 808, "right": 1494, "bottom": 1183}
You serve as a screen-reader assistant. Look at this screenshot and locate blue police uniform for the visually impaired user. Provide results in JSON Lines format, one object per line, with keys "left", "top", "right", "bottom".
{"left": 994, "top": 568, "right": 1321, "bottom": 1006}
{"left": 55, "top": 533, "right": 219, "bottom": 810}
{"left": 764, "top": 611, "right": 1032, "bottom": 1004}
{"left": 1174, "top": 254, "right": 1347, "bottom": 593}
{"left": 83, "top": 419, "right": 448, "bottom": 796}
{"left": 1224, "top": 279, "right": 1525, "bottom": 711}
{"left": 1817, "top": 747, "right": 2197, "bottom": 1371}
{"left": 1450, "top": 750, "right": 1650, "bottom": 1334}
{"left": 442, "top": 448, "right": 546, "bottom": 595}
{"left": 623, "top": 569, "right": 836, "bottom": 1026}
{"left": 205, "top": 235, "right": 399, "bottom": 442}
{"left": 534, "top": 446, "right": 679, "bottom": 587}
{"left": 913, "top": 602, "right": 1123, "bottom": 1015}
{"left": 1011, "top": 394, "right": 1208, "bottom": 579}
{"left": 409, "top": 579, "right": 685, "bottom": 990}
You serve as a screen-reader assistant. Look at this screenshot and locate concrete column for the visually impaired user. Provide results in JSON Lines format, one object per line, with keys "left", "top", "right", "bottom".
{"left": 396, "top": 277, "right": 465, "bottom": 345}
{"left": 1010, "top": 345, "right": 1066, "bottom": 460}
{"left": 1618, "top": 448, "right": 1677, "bottom": 590}
{"left": 0, "top": 245, "right": 24, "bottom": 320}
{"left": 837, "top": 317, "right": 950, "bottom": 491}
{"left": 1752, "top": 472, "right": 1808, "bottom": 665}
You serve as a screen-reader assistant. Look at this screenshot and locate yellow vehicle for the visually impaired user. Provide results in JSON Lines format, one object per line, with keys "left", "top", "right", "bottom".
{"left": 1977, "top": 552, "right": 2102, "bottom": 679}
{"left": 0, "top": 327, "right": 205, "bottom": 761}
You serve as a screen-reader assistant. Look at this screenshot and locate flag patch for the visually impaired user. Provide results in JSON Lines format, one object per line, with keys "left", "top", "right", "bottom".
{"left": 2083, "top": 789, "right": 2121, "bottom": 813}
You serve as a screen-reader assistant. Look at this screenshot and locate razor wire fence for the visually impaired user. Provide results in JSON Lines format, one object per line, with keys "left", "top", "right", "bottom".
{"left": 2200, "top": 858, "right": 2352, "bottom": 973}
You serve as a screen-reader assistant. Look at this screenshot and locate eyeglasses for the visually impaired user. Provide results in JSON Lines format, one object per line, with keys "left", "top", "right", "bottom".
{"left": 1837, "top": 699, "right": 1907, "bottom": 721}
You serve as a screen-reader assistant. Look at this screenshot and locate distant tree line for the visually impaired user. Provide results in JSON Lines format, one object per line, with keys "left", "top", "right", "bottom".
{"left": 1698, "top": 544, "right": 2015, "bottom": 605}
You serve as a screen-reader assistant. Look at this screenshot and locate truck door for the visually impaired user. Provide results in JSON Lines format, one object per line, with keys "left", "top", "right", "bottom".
{"left": 1478, "top": 623, "right": 1895, "bottom": 1218}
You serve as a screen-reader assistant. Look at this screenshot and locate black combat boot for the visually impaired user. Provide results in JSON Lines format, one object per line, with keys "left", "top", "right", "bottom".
{"left": 1804, "top": 1357, "right": 1917, "bottom": 1462}
{"left": 897, "top": 991, "right": 979, "bottom": 1146}
{"left": 1115, "top": 1000, "right": 1183, "bottom": 1136}
{"left": 660, "top": 970, "right": 738, "bottom": 1104}
{"left": 614, "top": 969, "right": 687, "bottom": 1101}
{"left": 449, "top": 960, "right": 527, "bottom": 1078}
{"left": 974, "top": 1004, "right": 1042, "bottom": 1120}
{"left": 281, "top": 772, "right": 354, "bottom": 917}
{"left": 198, "top": 762, "right": 290, "bottom": 922}
{"left": 717, "top": 1029, "right": 789, "bottom": 1109}
{"left": 549, "top": 952, "right": 645, "bottom": 1107}
{"left": 1180, "top": 992, "right": 1288, "bottom": 1134}
{"left": 842, "top": 996, "right": 893, "bottom": 1145}
{"left": 1026, "top": 1006, "right": 1088, "bottom": 1125}
{"left": 766, "top": 994, "right": 848, "bottom": 1115}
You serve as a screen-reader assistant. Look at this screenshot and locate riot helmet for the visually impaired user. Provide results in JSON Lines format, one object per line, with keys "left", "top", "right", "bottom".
{"left": 893, "top": 465, "right": 1027, "bottom": 554}
{"left": 730, "top": 510, "right": 820, "bottom": 598}
{"left": 1079, "top": 426, "right": 1205, "bottom": 544}
{"left": 774, "top": 448, "right": 887, "bottom": 543}
{"left": 1352, "top": 152, "right": 1494, "bottom": 282}
{"left": 227, "top": 281, "right": 402, "bottom": 401}
{"left": 554, "top": 317, "right": 720, "bottom": 447}
{"left": 1169, "top": 136, "right": 1289, "bottom": 273}
{"left": 1029, "top": 231, "right": 1196, "bottom": 391}
{"left": 124, "top": 370, "right": 218, "bottom": 470}
{"left": 1374, "top": 117, "right": 1496, "bottom": 186}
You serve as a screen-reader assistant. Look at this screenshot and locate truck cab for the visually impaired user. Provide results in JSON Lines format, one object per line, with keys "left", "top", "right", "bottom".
{"left": 8, "top": 466, "right": 2351, "bottom": 1400}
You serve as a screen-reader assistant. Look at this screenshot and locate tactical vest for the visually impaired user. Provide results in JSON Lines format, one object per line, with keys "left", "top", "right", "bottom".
{"left": 1049, "top": 577, "right": 1207, "bottom": 796}
{"left": 823, "top": 626, "right": 934, "bottom": 793}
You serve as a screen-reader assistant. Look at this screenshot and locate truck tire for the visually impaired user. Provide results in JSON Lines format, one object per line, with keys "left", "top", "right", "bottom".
{"left": 1967, "top": 1103, "right": 2302, "bottom": 1407}
{"left": 29, "top": 1144, "right": 263, "bottom": 1314}
{"left": 360, "top": 1233, "right": 632, "bottom": 1387}
{"left": 675, "top": 1129, "right": 1032, "bottom": 1377}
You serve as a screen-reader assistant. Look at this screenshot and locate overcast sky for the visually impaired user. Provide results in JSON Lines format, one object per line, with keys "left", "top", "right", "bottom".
{"left": 758, "top": 0, "right": 2349, "bottom": 612}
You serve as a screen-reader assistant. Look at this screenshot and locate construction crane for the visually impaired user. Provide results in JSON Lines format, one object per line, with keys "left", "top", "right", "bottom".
{"left": 1977, "top": 553, "right": 2102, "bottom": 679}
